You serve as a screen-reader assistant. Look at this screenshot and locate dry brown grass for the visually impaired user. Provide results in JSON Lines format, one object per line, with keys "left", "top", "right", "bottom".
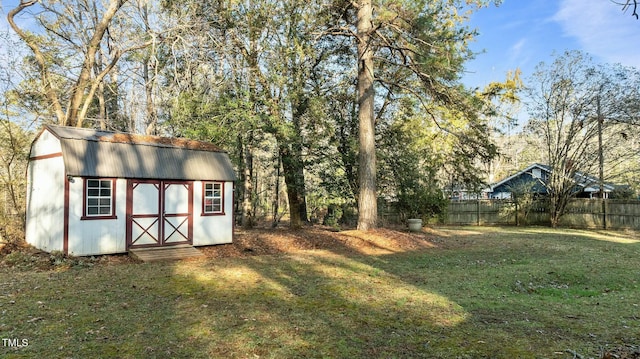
{"left": 200, "top": 226, "right": 437, "bottom": 258}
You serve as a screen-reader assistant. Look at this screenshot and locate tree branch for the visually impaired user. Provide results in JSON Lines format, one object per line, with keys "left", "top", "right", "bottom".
{"left": 7, "top": 1, "right": 66, "bottom": 124}
{"left": 614, "top": 0, "right": 639, "bottom": 19}
{"left": 78, "top": 40, "right": 153, "bottom": 124}
{"left": 66, "top": 0, "right": 127, "bottom": 126}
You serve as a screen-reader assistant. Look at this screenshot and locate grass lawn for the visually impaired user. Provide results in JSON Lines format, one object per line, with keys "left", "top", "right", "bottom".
{"left": 0, "top": 226, "right": 639, "bottom": 358}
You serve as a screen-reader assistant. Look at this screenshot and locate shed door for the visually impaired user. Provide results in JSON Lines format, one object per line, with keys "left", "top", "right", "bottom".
{"left": 126, "top": 180, "right": 193, "bottom": 249}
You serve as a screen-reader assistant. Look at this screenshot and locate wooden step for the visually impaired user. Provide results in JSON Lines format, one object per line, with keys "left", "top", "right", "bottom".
{"left": 129, "top": 245, "right": 205, "bottom": 262}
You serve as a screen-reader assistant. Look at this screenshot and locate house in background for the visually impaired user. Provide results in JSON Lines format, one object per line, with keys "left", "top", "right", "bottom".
{"left": 26, "top": 125, "right": 237, "bottom": 256}
{"left": 488, "top": 163, "right": 615, "bottom": 200}
{"left": 446, "top": 186, "right": 490, "bottom": 201}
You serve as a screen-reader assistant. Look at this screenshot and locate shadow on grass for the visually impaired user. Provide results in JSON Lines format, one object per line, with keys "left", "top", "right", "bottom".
{"left": 2, "top": 226, "right": 639, "bottom": 358}
{"left": 169, "top": 226, "right": 640, "bottom": 358}
{"left": 0, "top": 251, "right": 465, "bottom": 358}
{"left": 168, "top": 249, "right": 469, "bottom": 358}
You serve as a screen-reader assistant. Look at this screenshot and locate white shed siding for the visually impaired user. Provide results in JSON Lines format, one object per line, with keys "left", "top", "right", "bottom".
{"left": 192, "top": 180, "right": 234, "bottom": 246}
{"left": 25, "top": 156, "right": 65, "bottom": 253}
{"left": 26, "top": 126, "right": 237, "bottom": 256}
{"left": 31, "top": 129, "right": 62, "bottom": 157}
{"left": 67, "top": 178, "right": 127, "bottom": 256}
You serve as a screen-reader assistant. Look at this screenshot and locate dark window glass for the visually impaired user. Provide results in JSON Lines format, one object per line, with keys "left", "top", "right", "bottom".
{"left": 86, "top": 179, "right": 112, "bottom": 217}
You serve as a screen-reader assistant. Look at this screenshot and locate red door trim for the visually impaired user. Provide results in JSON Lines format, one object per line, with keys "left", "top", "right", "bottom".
{"left": 126, "top": 179, "right": 193, "bottom": 250}
{"left": 188, "top": 181, "right": 194, "bottom": 242}
{"left": 29, "top": 152, "right": 63, "bottom": 161}
{"left": 125, "top": 179, "right": 132, "bottom": 249}
{"left": 131, "top": 218, "right": 160, "bottom": 246}
{"left": 63, "top": 172, "right": 70, "bottom": 255}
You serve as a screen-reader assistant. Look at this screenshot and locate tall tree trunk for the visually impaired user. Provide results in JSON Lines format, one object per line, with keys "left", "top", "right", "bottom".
{"left": 241, "top": 138, "right": 254, "bottom": 228}
{"left": 294, "top": 154, "right": 308, "bottom": 224}
{"left": 94, "top": 46, "right": 108, "bottom": 130}
{"left": 143, "top": 3, "right": 157, "bottom": 135}
{"left": 279, "top": 143, "right": 308, "bottom": 228}
{"left": 97, "top": 82, "right": 107, "bottom": 130}
{"left": 337, "top": 104, "right": 359, "bottom": 201}
{"left": 356, "top": 0, "right": 377, "bottom": 230}
{"left": 290, "top": 97, "right": 310, "bottom": 226}
{"left": 143, "top": 59, "right": 157, "bottom": 135}
{"left": 272, "top": 154, "right": 281, "bottom": 228}
{"left": 68, "top": 0, "right": 125, "bottom": 127}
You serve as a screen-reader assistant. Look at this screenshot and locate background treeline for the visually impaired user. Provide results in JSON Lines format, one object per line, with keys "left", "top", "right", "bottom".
{"left": 1, "top": 1, "right": 639, "bottom": 240}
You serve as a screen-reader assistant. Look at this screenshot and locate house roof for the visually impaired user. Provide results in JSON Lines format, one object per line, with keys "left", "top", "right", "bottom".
{"left": 490, "top": 163, "right": 614, "bottom": 193}
{"left": 39, "top": 125, "right": 237, "bottom": 181}
{"left": 489, "top": 163, "right": 549, "bottom": 191}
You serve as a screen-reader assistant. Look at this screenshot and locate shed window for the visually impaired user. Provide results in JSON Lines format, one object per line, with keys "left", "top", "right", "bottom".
{"left": 83, "top": 179, "right": 116, "bottom": 219}
{"left": 203, "top": 182, "right": 224, "bottom": 215}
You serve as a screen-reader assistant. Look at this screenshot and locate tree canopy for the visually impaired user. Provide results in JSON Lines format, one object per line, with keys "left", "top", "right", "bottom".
{"left": 5, "top": 0, "right": 575, "bottom": 230}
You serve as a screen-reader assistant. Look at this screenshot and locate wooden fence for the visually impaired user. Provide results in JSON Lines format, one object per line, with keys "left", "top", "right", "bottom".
{"left": 445, "top": 199, "right": 640, "bottom": 229}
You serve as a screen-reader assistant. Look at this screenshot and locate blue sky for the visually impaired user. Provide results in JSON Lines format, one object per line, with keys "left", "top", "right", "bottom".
{"left": 463, "top": 0, "right": 640, "bottom": 90}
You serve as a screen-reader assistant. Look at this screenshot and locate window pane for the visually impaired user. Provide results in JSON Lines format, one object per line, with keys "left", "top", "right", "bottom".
{"left": 204, "top": 182, "right": 223, "bottom": 213}
{"left": 86, "top": 179, "right": 112, "bottom": 216}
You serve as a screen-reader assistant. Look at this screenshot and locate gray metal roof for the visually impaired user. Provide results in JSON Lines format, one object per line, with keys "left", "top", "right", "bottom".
{"left": 43, "top": 125, "right": 237, "bottom": 181}
{"left": 490, "top": 163, "right": 614, "bottom": 192}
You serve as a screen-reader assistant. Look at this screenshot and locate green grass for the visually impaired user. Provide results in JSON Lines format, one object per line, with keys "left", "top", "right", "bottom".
{"left": 1, "top": 226, "right": 639, "bottom": 358}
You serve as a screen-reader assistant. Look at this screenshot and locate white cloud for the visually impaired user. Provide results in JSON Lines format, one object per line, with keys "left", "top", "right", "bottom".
{"left": 508, "top": 38, "right": 527, "bottom": 64}
{"left": 510, "top": 38, "right": 526, "bottom": 56}
{"left": 554, "top": 0, "right": 640, "bottom": 66}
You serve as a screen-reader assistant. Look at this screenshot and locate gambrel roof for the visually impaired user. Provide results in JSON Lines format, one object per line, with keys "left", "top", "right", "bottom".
{"left": 37, "top": 125, "right": 237, "bottom": 181}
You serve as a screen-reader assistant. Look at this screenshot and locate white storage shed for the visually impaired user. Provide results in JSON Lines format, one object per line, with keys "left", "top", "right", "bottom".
{"left": 26, "top": 125, "right": 237, "bottom": 256}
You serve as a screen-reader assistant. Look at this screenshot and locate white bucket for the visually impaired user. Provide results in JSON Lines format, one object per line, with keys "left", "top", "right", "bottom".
{"left": 407, "top": 218, "right": 423, "bottom": 232}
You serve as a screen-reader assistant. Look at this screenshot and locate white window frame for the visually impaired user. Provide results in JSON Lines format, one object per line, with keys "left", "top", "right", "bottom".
{"left": 84, "top": 178, "right": 115, "bottom": 218}
{"left": 203, "top": 182, "right": 224, "bottom": 215}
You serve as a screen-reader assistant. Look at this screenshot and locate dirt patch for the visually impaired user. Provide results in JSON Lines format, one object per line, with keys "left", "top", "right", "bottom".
{"left": 200, "top": 226, "right": 440, "bottom": 258}
{"left": 1, "top": 226, "right": 444, "bottom": 270}
{"left": 0, "top": 246, "right": 138, "bottom": 271}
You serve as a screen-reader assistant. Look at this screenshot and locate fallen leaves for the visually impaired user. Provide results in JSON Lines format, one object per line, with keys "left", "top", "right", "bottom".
{"left": 200, "top": 226, "right": 437, "bottom": 259}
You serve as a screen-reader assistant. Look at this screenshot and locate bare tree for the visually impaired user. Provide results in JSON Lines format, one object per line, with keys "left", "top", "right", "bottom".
{"left": 525, "top": 51, "right": 640, "bottom": 227}
{"left": 7, "top": 0, "right": 152, "bottom": 127}
{"left": 613, "top": 0, "right": 639, "bottom": 19}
